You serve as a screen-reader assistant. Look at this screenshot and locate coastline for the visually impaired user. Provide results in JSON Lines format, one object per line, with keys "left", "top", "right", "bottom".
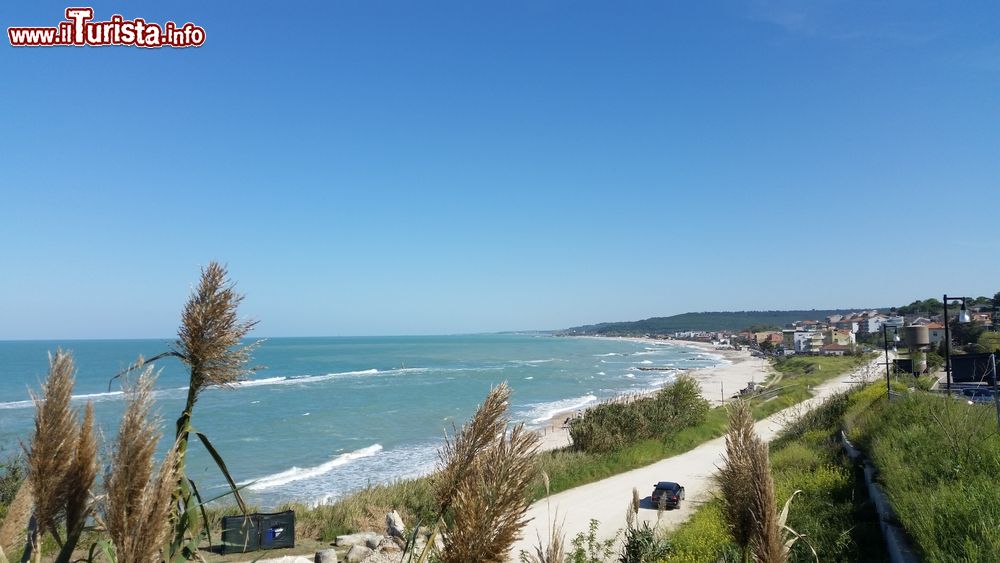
{"left": 534, "top": 336, "right": 770, "bottom": 452}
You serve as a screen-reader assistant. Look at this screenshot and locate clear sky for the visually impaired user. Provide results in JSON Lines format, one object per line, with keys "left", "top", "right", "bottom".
{"left": 2, "top": 1, "right": 998, "bottom": 339}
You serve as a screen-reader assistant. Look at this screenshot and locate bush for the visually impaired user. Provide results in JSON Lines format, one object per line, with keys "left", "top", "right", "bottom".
{"left": 569, "top": 376, "right": 708, "bottom": 453}
{"left": 619, "top": 520, "right": 669, "bottom": 563}
{"left": 0, "top": 454, "right": 25, "bottom": 521}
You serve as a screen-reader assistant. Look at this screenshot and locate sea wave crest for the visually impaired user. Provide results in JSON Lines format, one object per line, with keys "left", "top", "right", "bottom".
{"left": 243, "top": 444, "right": 384, "bottom": 491}
{"left": 520, "top": 394, "right": 598, "bottom": 424}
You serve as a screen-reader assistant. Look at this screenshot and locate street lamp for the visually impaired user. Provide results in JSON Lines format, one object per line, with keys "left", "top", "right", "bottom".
{"left": 943, "top": 294, "right": 971, "bottom": 396}
{"left": 882, "top": 323, "right": 899, "bottom": 399}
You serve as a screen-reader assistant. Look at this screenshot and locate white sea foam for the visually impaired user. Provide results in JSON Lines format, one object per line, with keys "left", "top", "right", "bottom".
{"left": 524, "top": 376, "right": 534, "bottom": 380}
{"left": 0, "top": 368, "right": 398, "bottom": 410}
{"left": 639, "top": 360, "right": 653, "bottom": 365}
{"left": 243, "top": 444, "right": 383, "bottom": 491}
{"left": 597, "top": 371, "right": 606, "bottom": 376}
{"left": 0, "top": 389, "right": 128, "bottom": 410}
{"left": 304, "top": 442, "right": 439, "bottom": 507}
{"left": 511, "top": 359, "right": 562, "bottom": 366}
{"left": 520, "top": 394, "right": 598, "bottom": 424}
{"left": 593, "top": 353, "right": 624, "bottom": 357}
{"left": 234, "top": 376, "right": 290, "bottom": 388}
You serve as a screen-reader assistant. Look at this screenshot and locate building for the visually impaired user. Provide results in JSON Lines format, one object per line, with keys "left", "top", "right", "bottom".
{"left": 834, "top": 318, "right": 859, "bottom": 333}
{"left": 820, "top": 343, "right": 851, "bottom": 356}
{"left": 857, "top": 315, "right": 888, "bottom": 334}
{"left": 793, "top": 330, "right": 824, "bottom": 354}
{"left": 823, "top": 328, "right": 856, "bottom": 347}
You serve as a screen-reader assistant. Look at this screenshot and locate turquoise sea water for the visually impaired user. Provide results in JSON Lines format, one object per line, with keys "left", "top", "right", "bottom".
{"left": 0, "top": 334, "right": 723, "bottom": 508}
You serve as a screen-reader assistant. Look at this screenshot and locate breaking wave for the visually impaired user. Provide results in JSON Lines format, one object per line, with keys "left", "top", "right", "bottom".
{"left": 243, "top": 444, "right": 383, "bottom": 491}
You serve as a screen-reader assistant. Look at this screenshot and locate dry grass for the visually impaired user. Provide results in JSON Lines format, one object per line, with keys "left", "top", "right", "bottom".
{"left": 105, "top": 367, "right": 179, "bottom": 563}
{"left": 520, "top": 511, "right": 566, "bottom": 563}
{"left": 719, "top": 399, "right": 791, "bottom": 563}
{"left": 27, "top": 350, "right": 78, "bottom": 542}
{"left": 22, "top": 350, "right": 100, "bottom": 561}
{"left": 519, "top": 472, "right": 566, "bottom": 563}
{"left": 174, "top": 261, "right": 260, "bottom": 396}
{"left": 717, "top": 399, "right": 755, "bottom": 552}
{"left": 64, "top": 403, "right": 97, "bottom": 541}
{"left": 433, "top": 382, "right": 541, "bottom": 563}
{"left": 748, "top": 438, "right": 782, "bottom": 563}
{"left": 435, "top": 382, "right": 511, "bottom": 514}
{"left": 0, "top": 482, "right": 32, "bottom": 554}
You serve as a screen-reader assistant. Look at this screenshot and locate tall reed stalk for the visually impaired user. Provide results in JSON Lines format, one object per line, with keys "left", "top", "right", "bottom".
{"left": 23, "top": 351, "right": 98, "bottom": 563}
{"left": 718, "top": 399, "right": 811, "bottom": 563}
{"left": 108, "top": 262, "right": 259, "bottom": 556}
{"left": 104, "top": 367, "right": 179, "bottom": 563}
{"left": 421, "top": 382, "right": 540, "bottom": 563}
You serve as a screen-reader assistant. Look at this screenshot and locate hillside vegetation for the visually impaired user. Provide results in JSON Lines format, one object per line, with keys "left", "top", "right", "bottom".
{"left": 562, "top": 310, "right": 865, "bottom": 336}
{"left": 848, "top": 390, "right": 1000, "bottom": 562}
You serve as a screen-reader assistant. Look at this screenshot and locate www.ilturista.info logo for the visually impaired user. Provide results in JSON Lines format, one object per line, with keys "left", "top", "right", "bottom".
{"left": 8, "top": 8, "right": 205, "bottom": 48}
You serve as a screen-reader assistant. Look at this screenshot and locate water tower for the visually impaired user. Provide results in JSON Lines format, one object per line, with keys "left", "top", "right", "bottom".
{"left": 904, "top": 325, "right": 930, "bottom": 374}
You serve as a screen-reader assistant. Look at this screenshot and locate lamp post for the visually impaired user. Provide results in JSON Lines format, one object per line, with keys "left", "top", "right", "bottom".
{"left": 942, "top": 294, "right": 971, "bottom": 396}
{"left": 883, "top": 323, "right": 899, "bottom": 399}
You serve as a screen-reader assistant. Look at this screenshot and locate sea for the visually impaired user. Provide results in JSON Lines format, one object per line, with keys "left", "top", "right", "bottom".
{"left": 0, "top": 334, "right": 725, "bottom": 508}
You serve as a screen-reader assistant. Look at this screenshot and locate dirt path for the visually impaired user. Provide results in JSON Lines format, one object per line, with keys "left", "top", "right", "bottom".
{"left": 510, "top": 355, "right": 883, "bottom": 560}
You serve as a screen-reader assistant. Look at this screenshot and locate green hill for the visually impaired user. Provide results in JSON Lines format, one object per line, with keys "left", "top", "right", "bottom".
{"left": 561, "top": 309, "right": 864, "bottom": 336}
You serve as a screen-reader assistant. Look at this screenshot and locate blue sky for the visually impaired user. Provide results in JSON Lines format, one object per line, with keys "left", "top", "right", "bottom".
{"left": 2, "top": 1, "right": 998, "bottom": 339}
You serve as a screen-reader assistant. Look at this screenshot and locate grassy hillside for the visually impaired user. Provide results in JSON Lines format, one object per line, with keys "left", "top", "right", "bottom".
{"left": 561, "top": 309, "right": 866, "bottom": 336}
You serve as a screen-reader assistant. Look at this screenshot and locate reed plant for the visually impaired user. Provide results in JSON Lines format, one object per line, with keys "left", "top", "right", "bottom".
{"left": 103, "top": 367, "right": 179, "bottom": 563}
{"left": 418, "top": 382, "right": 540, "bottom": 563}
{"left": 111, "top": 262, "right": 259, "bottom": 557}
{"left": 718, "top": 399, "right": 815, "bottom": 563}
{"left": 21, "top": 350, "right": 98, "bottom": 563}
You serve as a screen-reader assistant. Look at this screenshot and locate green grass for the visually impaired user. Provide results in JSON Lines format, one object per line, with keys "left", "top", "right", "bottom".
{"left": 848, "top": 391, "right": 1000, "bottom": 562}
{"left": 665, "top": 382, "right": 888, "bottom": 562}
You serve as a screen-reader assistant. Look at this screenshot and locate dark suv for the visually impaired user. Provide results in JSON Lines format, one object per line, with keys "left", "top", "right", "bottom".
{"left": 651, "top": 481, "right": 685, "bottom": 509}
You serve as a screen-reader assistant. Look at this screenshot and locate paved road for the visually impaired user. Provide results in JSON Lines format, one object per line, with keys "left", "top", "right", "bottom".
{"left": 510, "top": 356, "right": 884, "bottom": 560}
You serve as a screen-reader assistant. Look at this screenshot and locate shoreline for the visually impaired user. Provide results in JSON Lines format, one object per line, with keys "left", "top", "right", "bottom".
{"left": 534, "top": 336, "right": 770, "bottom": 452}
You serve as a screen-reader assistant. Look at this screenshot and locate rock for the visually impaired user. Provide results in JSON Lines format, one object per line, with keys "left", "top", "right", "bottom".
{"left": 315, "top": 549, "right": 339, "bottom": 563}
{"left": 365, "top": 534, "right": 384, "bottom": 550}
{"left": 377, "top": 537, "right": 402, "bottom": 552}
{"left": 336, "top": 532, "right": 380, "bottom": 548}
{"left": 256, "top": 557, "right": 313, "bottom": 563}
{"left": 359, "top": 553, "right": 404, "bottom": 563}
{"left": 385, "top": 510, "right": 406, "bottom": 539}
{"left": 345, "top": 545, "right": 373, "bottom": 563}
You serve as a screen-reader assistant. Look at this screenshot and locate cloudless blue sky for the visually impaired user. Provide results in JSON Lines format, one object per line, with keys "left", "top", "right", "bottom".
{"left": 2, "top": 1, "right": 998, "bottom": 339}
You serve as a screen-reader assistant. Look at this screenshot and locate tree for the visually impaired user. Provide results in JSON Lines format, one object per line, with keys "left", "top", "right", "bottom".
{"left": 951, "top": 321, "right": 986, "bottom": 346}
{"left": 979, "top": 331, "right": 1000, "bottom": 353}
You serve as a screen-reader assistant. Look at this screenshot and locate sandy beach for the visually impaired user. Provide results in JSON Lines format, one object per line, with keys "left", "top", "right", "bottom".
{"left": 534, "top": 337, "right": 770, "bottom": 452}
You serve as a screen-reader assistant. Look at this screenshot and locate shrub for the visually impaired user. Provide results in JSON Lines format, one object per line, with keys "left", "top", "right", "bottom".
{"left": 569, "top": 376, "right": 708, "bottom": 453}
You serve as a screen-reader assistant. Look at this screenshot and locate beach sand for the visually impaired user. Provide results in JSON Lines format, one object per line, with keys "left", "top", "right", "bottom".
{"left": 534, "top": 337, "right": 770, "bottom": 452}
